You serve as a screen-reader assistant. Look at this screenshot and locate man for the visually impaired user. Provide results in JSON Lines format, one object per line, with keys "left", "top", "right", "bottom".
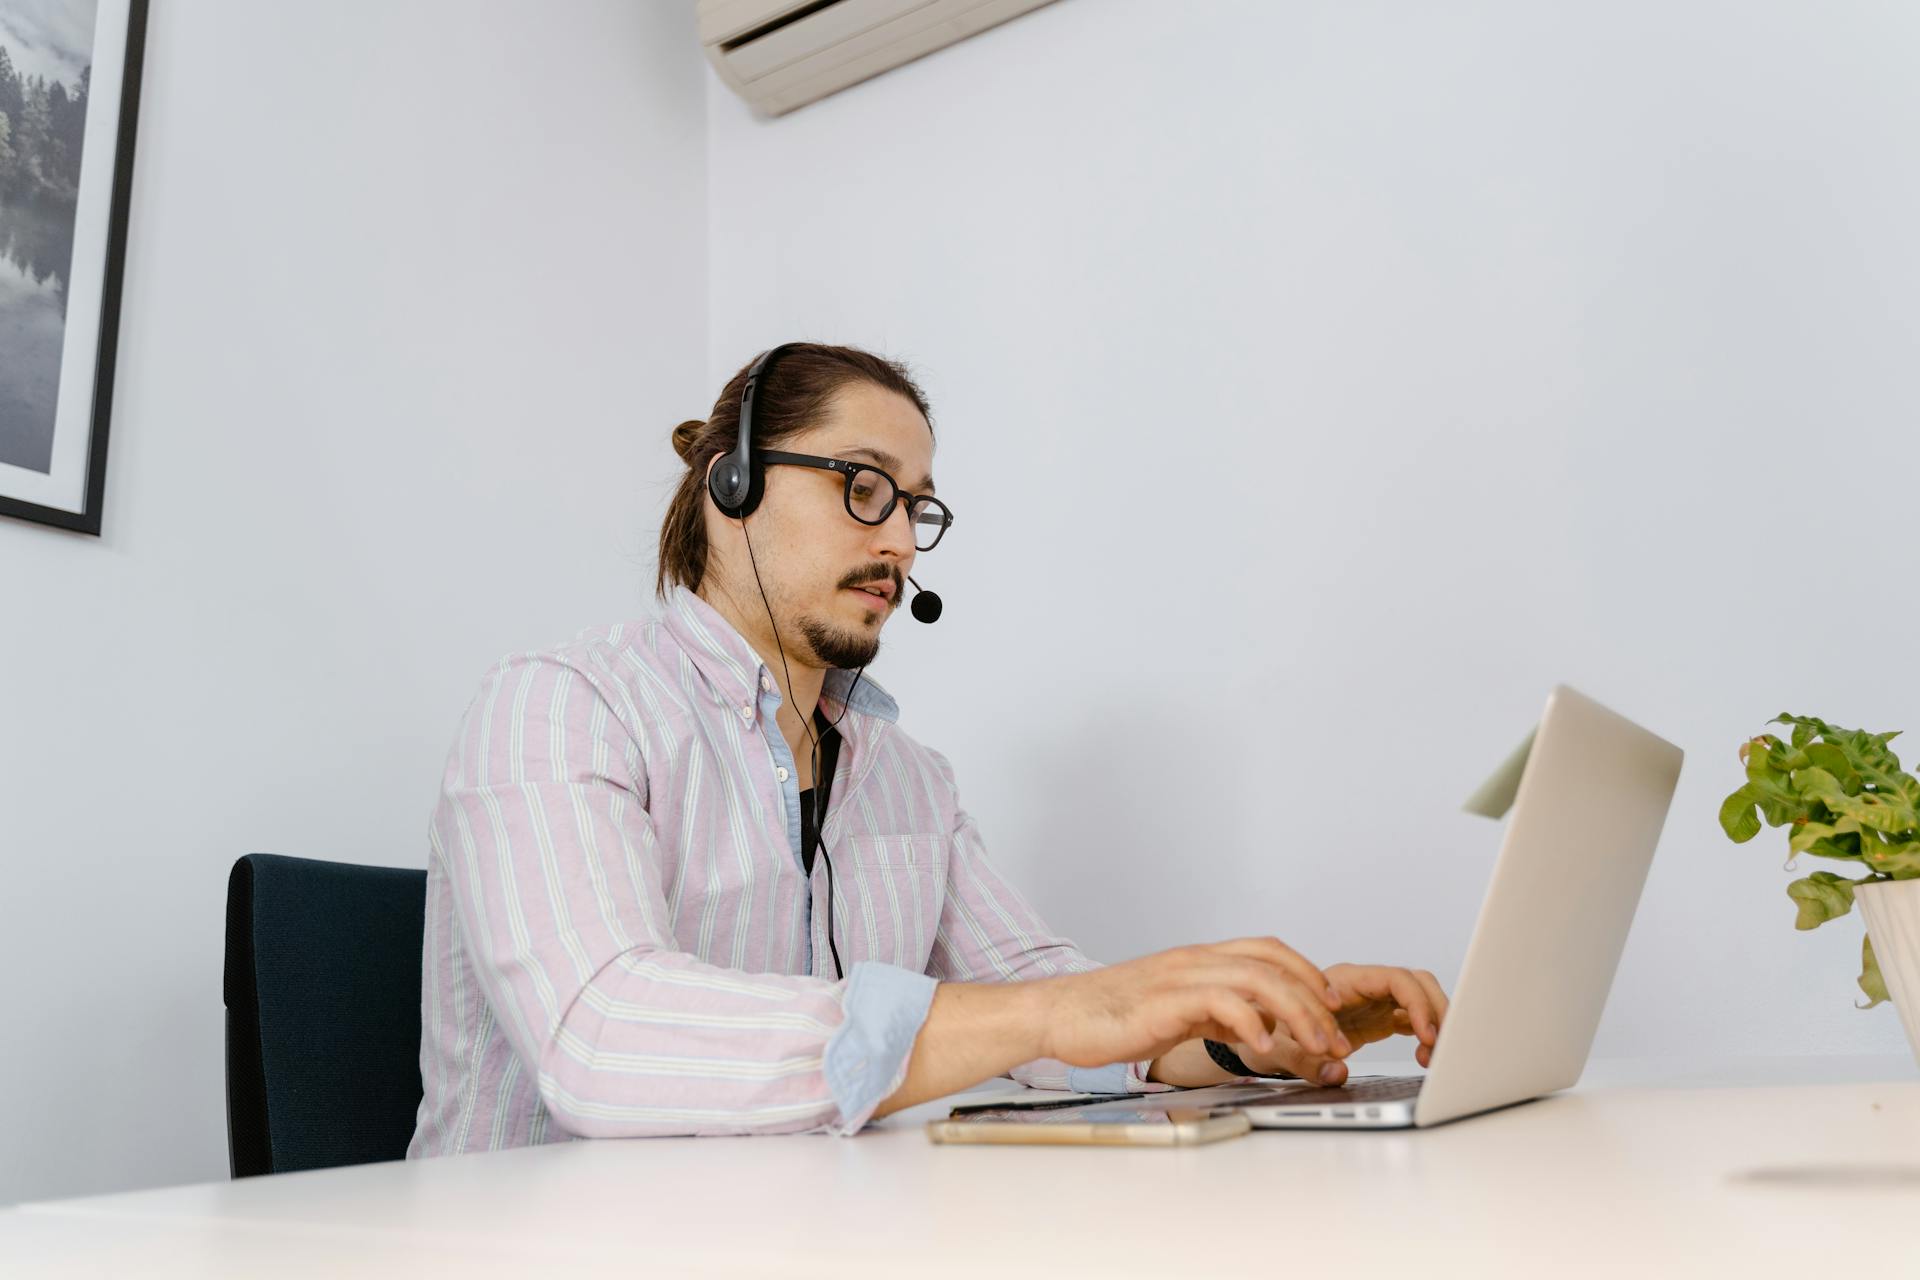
{"left": 408, "top": 343, "right": 1449, "bottom": 1156}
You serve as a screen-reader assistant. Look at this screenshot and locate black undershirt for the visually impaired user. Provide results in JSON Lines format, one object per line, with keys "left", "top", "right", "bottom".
{"left": 799, "top": 787, "right": 818, "bottom": 866}
{"left": 796, "top": 709, "right": 841, "bottom": 874}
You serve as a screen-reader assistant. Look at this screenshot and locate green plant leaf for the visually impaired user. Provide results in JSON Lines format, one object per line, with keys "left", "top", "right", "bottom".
{"left": 1774, "top": 713, "right": 1843, "bottom": 739}
{"left": 1803, "top": 743, "right": 1862, "bottom": 794}
{"left": 1788, "top": 819, "right": 1865, "bottom": 860}
{"left": 1822, "top": 788, "right": 1919, "bottom": 834}
{"left": 1742, "top": 737, "right": 1826, "bottom": 825}
{"left": 1859, "top": 934, "right": 1888, "bottom": 1008}
{"left": 1791, "top": 766, "right": 1847, "bottom": 806}
{"left": 1857, "top": 835, "right": 1920, "bottom": 876}
{"left": 1771, "top": 744, "right": 1812, "bottom": 772}
{"left": 1785, "top": 872, "right": 1858, "bottom": 929}
{"left": 1829, "top": 728, "right": 1920, "bottom": 811}
{"left": 1720, "top": 786, "right": 1763, "bottom": 843}
{"left": 1756, "top": 780, "right": 1814, "bottom": 826}
{"left": 1745, "top": 735, "right": 1786, "bottom": 783}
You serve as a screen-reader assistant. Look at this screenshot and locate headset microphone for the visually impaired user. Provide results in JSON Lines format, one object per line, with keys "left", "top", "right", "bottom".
{"left": 907, "top": 575, "right": 942, "bottom": 623}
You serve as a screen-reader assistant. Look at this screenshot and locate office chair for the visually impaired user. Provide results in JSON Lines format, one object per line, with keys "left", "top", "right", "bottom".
{"left": 223, "top": 853, "right": 427, "bottom": 1177}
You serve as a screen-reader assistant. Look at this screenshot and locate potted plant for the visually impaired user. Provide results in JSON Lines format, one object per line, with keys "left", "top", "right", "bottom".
{"left": 1720, "top": 713, "right": 1920, "bottom": 1064}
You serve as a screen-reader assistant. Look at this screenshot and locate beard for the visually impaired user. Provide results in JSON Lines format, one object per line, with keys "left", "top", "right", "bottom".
{"left": 797, "top": 610, "right": 883, "bottom": 670}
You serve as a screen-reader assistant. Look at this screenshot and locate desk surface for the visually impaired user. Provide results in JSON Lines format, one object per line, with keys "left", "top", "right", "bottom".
{"left": 6, "top": 1057, "right": 1917, "bottom": 1278}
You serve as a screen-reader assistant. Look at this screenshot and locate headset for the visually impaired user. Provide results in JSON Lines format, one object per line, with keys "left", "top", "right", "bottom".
{"left": 705, "top": 342, "right": 943, "bottom": 980}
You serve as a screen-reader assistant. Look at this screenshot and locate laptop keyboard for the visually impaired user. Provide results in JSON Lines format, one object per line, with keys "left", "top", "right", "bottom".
{"left": 1251, "top": 1075, "right": 1424, "bottom": 1106}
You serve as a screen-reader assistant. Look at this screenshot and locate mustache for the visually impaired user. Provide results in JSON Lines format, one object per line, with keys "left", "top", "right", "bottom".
{"left": 840, "top": 567, "right": 902, "bottom": 598}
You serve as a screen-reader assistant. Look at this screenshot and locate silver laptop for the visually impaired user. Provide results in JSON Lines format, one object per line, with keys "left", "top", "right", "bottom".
{"left": 1230, "top": 684, "right": 1683, "bottom": 1130}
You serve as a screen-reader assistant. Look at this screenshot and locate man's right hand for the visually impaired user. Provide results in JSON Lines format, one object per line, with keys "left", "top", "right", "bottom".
{"left": 1031, "top": 937, "right": 1353, "bottom": 1068}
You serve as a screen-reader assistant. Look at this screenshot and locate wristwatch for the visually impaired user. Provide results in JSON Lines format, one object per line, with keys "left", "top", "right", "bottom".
{"left": 1204, "top": 1039, "right": 1301, "bottom": 1080}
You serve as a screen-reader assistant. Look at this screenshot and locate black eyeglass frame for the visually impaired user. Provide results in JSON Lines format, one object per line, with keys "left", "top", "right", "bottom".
{"left": 757, "top": 450, "right": 954, "bottom": 550}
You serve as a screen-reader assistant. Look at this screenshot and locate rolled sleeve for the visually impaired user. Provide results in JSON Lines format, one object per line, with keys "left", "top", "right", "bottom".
{"left": 1067, "top": 1059, "right": 1170, "bottom": 1094}
{"left": 820, "top": 961, "right": 940, "bottom": 1135}
{"left": 1066, "top": 1063, "right": 1129, "bottom": 1093}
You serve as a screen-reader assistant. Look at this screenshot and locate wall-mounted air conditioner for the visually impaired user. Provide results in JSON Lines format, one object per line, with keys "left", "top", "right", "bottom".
{"left": 699, "top": 0, "right": 1060, "bottom": 117}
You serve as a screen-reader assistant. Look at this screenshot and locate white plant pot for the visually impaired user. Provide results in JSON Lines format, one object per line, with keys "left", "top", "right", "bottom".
{"left": 1854, "top": 877, "right": 1920, "bottom": 1069}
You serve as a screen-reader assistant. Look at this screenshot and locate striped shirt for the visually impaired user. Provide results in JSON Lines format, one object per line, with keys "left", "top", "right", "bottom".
{"left": 407, "top": 585, "right": 1157, "bottom": 1156}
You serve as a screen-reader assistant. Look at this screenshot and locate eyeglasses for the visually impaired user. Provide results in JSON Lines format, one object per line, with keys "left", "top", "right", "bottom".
{"left": 758, "top": 450, "right": 954, "bottom": 551}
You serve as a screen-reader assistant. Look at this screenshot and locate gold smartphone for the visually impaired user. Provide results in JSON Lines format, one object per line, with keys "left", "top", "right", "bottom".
{"left": 926, "top": 1104, "right": 1251, "bottom": 1147}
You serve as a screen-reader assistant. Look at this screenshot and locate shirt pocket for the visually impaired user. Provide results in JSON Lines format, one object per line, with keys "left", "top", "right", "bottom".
{"left": 837, "top": 833, "right": 945, "bottom": 972}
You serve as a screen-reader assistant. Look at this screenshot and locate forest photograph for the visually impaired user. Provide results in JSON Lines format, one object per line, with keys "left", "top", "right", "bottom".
{"left": 0, "top": 0, "right": 96, "bottom": 476}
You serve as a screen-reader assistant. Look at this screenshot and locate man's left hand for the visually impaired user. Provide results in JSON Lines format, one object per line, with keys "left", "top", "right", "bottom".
{"left": 1234, "top": 963, "right": 1451, "bottom": 1086}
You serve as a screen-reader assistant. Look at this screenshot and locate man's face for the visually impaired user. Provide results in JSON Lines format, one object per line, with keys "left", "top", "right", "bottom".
{"left": 720, "top": 381, "right": 936, "bottom": 670}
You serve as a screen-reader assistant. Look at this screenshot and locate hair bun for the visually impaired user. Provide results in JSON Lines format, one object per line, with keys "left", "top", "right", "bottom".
{"left": 671, "top": 419, "right": 705, "bottom": 465}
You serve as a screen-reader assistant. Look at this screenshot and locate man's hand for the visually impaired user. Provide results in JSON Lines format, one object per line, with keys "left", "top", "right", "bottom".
{"left": 1234, "top": 962, "right": 1451, "bottom": 1086}
{"left": 1033, "top": 936, "right": 1350, "bottom": 1069}
{"left": 875, "top": 935, "right": 1348, "bottom": 1120}
{"left": 878, "top": 948, "right": 1447, "bottom": 1119}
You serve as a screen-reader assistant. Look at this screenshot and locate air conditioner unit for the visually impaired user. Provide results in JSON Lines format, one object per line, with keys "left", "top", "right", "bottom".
{"left": 699, "top": 0, "right": 1060, "bottom": 117}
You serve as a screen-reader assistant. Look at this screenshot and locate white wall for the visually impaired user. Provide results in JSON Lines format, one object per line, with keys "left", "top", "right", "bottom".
{"left": 0, "top": 1, "right": 706, "bottom": 1204}
{"left": 705, "top": 0, "right": 1920, "bottom": 1069}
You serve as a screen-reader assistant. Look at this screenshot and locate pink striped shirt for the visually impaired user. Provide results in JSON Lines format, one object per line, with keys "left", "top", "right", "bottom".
{"left": 407, "top": 586, "right": 1155, "bottom": 1156}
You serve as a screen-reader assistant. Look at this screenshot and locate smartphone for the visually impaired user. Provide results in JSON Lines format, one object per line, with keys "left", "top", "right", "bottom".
{"left": 926, "top": 1104, "right": 1251, "bottom": 1147}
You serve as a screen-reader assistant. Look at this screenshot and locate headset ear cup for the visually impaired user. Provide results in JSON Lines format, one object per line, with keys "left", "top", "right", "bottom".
{"left": 735, "top": 455, "right": 766, "bottom": 520}
{"left": 705, "top": 454, "right": 765, "bottom": 520}
{"left": 702, "top": 454, "right": 737, "bottom": 514}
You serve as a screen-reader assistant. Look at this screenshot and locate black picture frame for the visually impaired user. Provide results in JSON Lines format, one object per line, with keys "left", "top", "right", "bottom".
{"left": 0, "top": 0, "right": 148, "bottom": 536}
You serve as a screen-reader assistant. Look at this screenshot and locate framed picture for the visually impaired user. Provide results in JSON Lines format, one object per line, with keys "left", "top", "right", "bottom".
{"left": 0, "top": 0, "right": 146, "bottom": 535}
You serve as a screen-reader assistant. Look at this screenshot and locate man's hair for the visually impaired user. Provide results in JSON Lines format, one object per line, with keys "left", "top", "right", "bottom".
{"left": 657, "top": 343, "right": 934, "bottom": 598}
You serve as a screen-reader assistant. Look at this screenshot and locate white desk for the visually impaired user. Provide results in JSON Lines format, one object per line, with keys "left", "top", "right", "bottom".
{"left": 5, "top": 1057, "right": 1916, "bottom": 1278}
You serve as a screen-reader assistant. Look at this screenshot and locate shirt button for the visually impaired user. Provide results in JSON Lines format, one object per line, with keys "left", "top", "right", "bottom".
{"left": 776, "top": 767, "right": 789, "bottom": 782}
{"left": 761, "top": 674, "right": 773, "bottom": 692}
{"left": 739, "top": 704, "right": 752, "bottom": 719}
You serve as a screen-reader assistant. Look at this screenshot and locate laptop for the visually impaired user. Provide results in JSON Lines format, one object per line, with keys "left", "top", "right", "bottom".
{"left": 1225, "top": 683, "right": 1683, "bottom": 1130}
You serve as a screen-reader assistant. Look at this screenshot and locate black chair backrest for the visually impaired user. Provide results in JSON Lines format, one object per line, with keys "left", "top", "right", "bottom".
{"left": 224, "top": 853, "right": 427, "bottom": 1177}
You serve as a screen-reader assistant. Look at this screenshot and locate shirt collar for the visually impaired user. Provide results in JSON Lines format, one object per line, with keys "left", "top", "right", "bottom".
{"left": 661, "top": 584, "right": 900, "bottom": 725}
